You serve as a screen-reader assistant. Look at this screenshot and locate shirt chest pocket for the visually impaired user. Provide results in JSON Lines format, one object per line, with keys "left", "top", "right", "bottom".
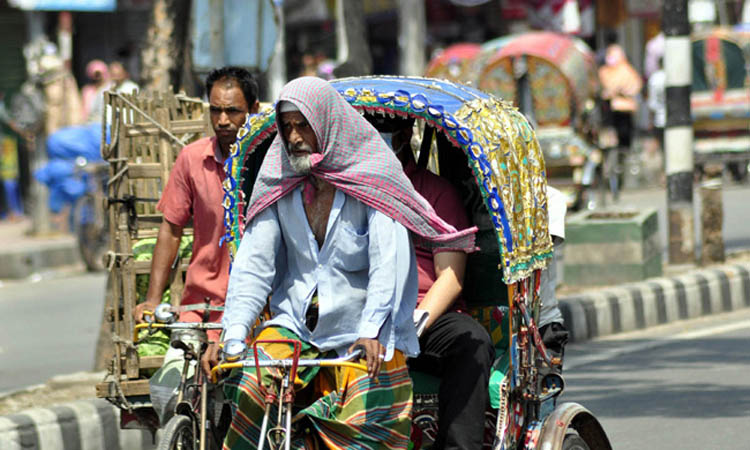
{"left": 333, "top": 224, "right": 369, "bottom": 272}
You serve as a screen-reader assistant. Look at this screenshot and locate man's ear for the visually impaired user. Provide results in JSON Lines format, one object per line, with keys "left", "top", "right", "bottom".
{"left": 250, "top": 100, "right": 260, "bottom": 114}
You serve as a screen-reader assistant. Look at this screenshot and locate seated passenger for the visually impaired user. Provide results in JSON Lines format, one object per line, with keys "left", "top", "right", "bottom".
{"left": 388, "top": 120, "right": 495, "bottom": 450}
{"left": 538, "top": 186, "right": 570, "bottom": 363}
{"left": 217, "top": 77, "right": 477, "bottom": 449}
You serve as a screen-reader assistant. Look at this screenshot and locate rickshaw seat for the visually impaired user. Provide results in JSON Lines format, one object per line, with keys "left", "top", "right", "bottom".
{"left": 463, "top": 228, "right": 509, "bottom": 309}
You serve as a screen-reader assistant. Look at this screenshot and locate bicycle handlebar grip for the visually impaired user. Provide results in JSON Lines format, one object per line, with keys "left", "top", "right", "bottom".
{"left": 349, "top": 345, "right": 366, "bottom": 359}
{"left": 153, "top": 303, "right": 176, "bottom": 324}
{"left": 223, "top": 339, "right": 246, "bottom": 362}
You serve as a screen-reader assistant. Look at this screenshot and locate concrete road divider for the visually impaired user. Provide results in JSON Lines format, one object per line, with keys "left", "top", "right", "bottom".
{"left": 0, "top": 398, "right": 157, "bottom": 450}
{"left": 560, "top": 262, "right": 750, "bottom": 342}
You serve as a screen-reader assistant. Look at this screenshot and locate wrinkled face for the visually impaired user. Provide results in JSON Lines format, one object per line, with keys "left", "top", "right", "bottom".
{"left": 209, "top": 79, "right": 249, "bottom": 153}
{"left": 280, "top": 111, "right": 319, "bottom": 174}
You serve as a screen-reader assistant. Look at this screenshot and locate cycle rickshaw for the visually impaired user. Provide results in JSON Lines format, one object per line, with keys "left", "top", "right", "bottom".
{"left": 474, "top": 32, "right": 602, "bottom": 210}
{"left": 424, "top": 43, "right": 482, "bottom": 84}
{"left": 690, "top": 27, "right": 750, "bottom": 181}
{"left": 210, "top": 75, "right": 612, "bottom": 449}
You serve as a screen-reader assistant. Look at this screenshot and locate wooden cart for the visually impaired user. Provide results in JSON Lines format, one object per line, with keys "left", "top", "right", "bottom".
{"left": 94, "top": 89, "right": 212, "bottom": 429}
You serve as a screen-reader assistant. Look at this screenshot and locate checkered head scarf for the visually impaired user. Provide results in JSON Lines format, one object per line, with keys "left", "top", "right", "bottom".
{"left": 245, "top": 76, "right": 477, "bottom": 251}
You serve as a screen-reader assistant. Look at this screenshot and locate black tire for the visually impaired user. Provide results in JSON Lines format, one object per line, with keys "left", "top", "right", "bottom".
{"left": 73, "top": 194, "right": 108, "bottom": 271}
{"left": 158, "top": 415, "right": 196, "bottom": 450}
{"left": 562, "top": 432, "right": 591, "bottom": 450}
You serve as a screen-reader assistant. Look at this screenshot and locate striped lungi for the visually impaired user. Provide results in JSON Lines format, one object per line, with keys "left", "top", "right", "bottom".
{"left": 222, "top": 327, "right": 413, "bottom": 449}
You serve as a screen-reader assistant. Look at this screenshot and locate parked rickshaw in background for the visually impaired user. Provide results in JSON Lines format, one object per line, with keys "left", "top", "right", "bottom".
{"left": 424, "top": 42, "right": 482, "bottom": 84}
{"left": 220, "top": 75, "right": 611, "bottom": 449}
{"left": 475, "top": 32, "right": 602, "bottom": 210}
{"left": 691, "top": 27, "right": 750, "bottom": 181}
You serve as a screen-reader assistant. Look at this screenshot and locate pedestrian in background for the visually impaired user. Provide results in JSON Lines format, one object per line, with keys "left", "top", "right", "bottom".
{"left": 598, "top": 42, "right": 643, "bottom": 194}
{"left": 0, "top": 93, "right": 28, "bottom": 222}
{"left": 647, "top": 56, "right": 666, "bottom": 153}
{"left": 108, "top": 61, "right": 139, "bottom": 94}
{"left": 79, "top": 59, "right": 109, "bottom": 123}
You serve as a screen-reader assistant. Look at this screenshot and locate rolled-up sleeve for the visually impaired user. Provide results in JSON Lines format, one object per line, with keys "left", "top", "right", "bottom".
{"left": 357, "top": 209, "right": 403, "bottom": 339}
{"left": 223, "top": 206, "right": 283, "bottom": 342}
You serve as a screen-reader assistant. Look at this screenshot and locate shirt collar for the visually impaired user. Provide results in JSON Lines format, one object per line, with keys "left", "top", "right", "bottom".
{"left": 202, "top": 136, "right": 226, "bottom": 164}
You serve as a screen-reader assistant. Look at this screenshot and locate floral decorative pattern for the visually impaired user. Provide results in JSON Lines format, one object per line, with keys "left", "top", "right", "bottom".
{"left": 220, "top": 105, "right": 276, "bottom": 263}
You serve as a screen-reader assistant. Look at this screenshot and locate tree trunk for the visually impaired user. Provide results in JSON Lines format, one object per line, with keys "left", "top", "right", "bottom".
{"left": 140, "top": 0, "right": 193, "bottom": 93}
{"left": 333, "top": 0, "right": 372, "bottom": 78}
{"left": 700, "top": 177, "right": 724, "bottom": 265}
{"left": 398, "top": 0, "right": 426, "bottom": 76}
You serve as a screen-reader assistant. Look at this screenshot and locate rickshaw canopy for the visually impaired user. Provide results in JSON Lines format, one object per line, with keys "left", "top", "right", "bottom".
{"left": 424, "top": 43, "right": 482, "bottom": 85}
{"left": 691, "top": 27, "right": 750, "bottom": 94}
{"left": 221, "top": 76, "right": 553, "bottom": 284}
{"left": 478, "top": 31, "right": 597, "bottom": 127}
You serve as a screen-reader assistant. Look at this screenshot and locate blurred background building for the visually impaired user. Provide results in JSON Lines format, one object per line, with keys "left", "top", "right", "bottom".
{"left": 1, "top": 0, "right": 749, "bottom": 100}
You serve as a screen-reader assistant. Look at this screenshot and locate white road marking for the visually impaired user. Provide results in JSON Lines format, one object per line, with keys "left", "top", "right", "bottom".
{"left": 565, "top": 318, "right": 750, "bottom": 371}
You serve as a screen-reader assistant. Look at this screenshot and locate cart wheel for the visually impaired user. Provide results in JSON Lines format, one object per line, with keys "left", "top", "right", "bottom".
{"left": 562, "top": 432, "right": 591, "bottom": 450}
{"left": 158, "top": 415, "right": 195, "bottom": 450}
{"left": 73, "top": 193, "right": 108, "bottom": 272}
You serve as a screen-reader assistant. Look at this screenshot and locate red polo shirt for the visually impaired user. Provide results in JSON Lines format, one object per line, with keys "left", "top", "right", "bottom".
{"left": 157, "top": 136, "right": 229, "bottom": 340}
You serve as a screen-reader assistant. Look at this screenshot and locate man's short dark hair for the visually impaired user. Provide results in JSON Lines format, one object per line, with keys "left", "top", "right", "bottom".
{"left": 205, "top": 66, "right": 259, "bottom": 106}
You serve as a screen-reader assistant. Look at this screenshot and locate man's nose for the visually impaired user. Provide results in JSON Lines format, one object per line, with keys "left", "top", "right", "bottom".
{"left": 288, "top": 128, "right": 302, "bottom": 146}
{"left": 217, "top": 111, "right": 231, "bottom": 126}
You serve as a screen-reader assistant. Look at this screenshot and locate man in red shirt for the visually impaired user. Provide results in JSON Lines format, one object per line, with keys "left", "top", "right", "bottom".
{"left": 132, "top": 66, "right": 259, "bottom": 361}
{"left": 389, "top": 120, "right": 494, "bottom": 450}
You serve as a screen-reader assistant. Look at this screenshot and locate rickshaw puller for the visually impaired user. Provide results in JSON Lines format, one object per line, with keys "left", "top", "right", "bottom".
{"left": 130, "top": 67, "right": 259, "bottom": 422}
{"left": 217, "top": 77, "right": 477, "bottom": 449}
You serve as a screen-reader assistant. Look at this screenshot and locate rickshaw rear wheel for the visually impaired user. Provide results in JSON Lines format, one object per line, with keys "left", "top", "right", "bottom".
{"left": 158, "top": 415, "right": 196, "bottom": 450}
{"left": 562, "top": 432, "right": 591, "bottom": 450}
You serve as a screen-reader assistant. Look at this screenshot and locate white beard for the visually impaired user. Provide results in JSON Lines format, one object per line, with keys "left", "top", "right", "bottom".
{"left": 289, "top": 153, "right": 312, "bottom": 175}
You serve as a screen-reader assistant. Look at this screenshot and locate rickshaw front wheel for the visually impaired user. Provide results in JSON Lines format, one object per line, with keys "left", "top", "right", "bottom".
{"left": 158, "top": 415, "right": 196, "bottom": 450}
{"left": 562, "top": 432, "right": 591, "bottom": 450}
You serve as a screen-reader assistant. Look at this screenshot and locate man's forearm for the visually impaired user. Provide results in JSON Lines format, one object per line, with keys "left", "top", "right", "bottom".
{"left": 418, "top": 251, "right": 466, "bottom": 329}
{"left": 145, "top": 220, "right": 183, "bottom": 304}
{"left": 418, "top": 273, "right": 462, "bottom": 328}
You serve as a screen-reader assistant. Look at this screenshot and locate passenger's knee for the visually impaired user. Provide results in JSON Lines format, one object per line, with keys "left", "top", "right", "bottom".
{"left": 454, "top": 317, "right": 495, "bottom": 366}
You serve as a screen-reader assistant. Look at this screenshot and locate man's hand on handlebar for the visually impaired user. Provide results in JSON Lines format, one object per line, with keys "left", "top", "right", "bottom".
{"left": 348, "top": 338, "right": 385, "bottom": 378}
{"left": 133, "top": 300, "right": 161, "bottom": 324}
{"left": 202, "top": 342, "right": 221, "bottom": 379}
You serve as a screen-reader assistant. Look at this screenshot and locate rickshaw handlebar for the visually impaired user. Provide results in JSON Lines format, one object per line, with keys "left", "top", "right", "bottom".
{"left": 210, "top": 347, "right": 367, "bottom": 383}
{"left": 132, "top": 320, "right": 222, "bottom": 343}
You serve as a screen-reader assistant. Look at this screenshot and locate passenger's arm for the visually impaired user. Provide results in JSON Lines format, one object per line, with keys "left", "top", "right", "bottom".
{"left": 416, "top": 250, "right": 467, "bottom": 330}
{"left": 133, "top": 218, "right": 183, "bottom": 323}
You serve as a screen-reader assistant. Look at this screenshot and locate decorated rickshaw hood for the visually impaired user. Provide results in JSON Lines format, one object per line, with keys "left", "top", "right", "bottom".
{"left": 221, "top": 76, "right": 553, "bottom": 284}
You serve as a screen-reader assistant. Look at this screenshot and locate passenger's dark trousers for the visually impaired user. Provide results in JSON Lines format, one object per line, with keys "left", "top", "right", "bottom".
{"left": 408, "top": 311, "right": 495, "bottom": 450}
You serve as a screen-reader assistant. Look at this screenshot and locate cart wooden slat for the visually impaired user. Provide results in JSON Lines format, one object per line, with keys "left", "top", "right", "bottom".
{"left": 97, "top": 89, "right": 212, "bottom": 407}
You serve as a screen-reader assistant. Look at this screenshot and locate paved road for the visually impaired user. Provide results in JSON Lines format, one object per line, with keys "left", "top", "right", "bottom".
{"left": 562, "top": 308, "right": 750, "bottom": 450}
{"left": 0, "top": 272, "right": 107, "bottom": 394}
